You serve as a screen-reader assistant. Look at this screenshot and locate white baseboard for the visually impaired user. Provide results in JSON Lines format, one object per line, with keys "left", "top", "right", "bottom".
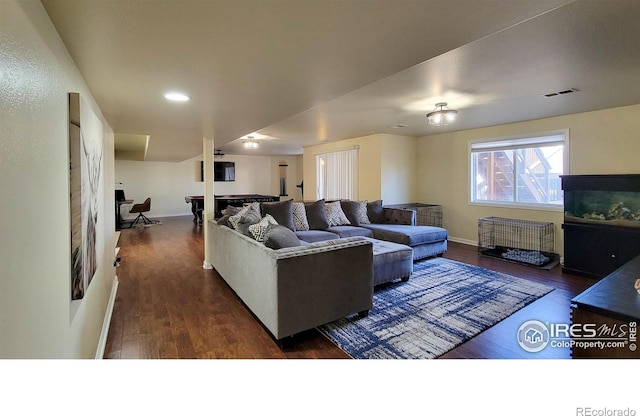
{"left": 448, "top": 237, "right": 565, "bottom": 265}
{"left": 203, "top": 261, "right": 213, "bottom": 269}
{"left": 147, "top": 213, "right": 193, "bottom": 219}
{"left": 448, "top": 236, "right": 477, "bottom": 246}
{"left": 95, "top": 276, "right": 119, "bottom": 359}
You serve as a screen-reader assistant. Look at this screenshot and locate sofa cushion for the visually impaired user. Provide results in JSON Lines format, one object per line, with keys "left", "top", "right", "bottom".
{"left": 292, "top": 202, "right": 310, "bottom": 231}
{"left": 304, "top": 199, "right": 330, "bottom": 230}
{"left": 261, "top": 199, "right": 295, "bottom": 231}
{"left": 367, "top": 200, "right": 385, "bottom": 223}
{"left": 325, "top": 201, "right": 351, "bottom": 226}
{"left": 249, "top": 214, "right": 279, "bottom": 242}
{"left": 264, "top": 224, "right": 302, "bottom": 249}
{"left": 360, "top": 224, "right": 448, "bottom": 246}
{"left": 327, "top": 225, "right": 373, "bottom": 238}
{"left": 295, "top": 229, "right": 340, "bottom": 243}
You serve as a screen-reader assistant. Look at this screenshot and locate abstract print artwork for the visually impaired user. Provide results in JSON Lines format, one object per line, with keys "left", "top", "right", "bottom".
{"left": 69, "top": 92, "right": 104, "bottom": 300}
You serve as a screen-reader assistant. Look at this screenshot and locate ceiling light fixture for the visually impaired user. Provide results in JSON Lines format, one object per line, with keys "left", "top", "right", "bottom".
{"left": 426, "top": 102, "right": 458, "bottom": 126}
{"left": 242, "top": 136, "right": 259, "bottom": 149}
{"left": 164, "top": 92, "right": 190, "bottom": 102}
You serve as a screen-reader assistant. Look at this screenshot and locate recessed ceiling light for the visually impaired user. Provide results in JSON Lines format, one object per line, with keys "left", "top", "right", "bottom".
{"left": 164, "top": 92, "right": 190, "bottom": 102}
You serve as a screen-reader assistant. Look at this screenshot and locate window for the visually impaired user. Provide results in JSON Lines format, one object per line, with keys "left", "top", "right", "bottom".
{"left": 470, "top": 131, "right": 567, "bottom": 209}
{"left": 316, "top": 148, "right": 359, "bottom": 200}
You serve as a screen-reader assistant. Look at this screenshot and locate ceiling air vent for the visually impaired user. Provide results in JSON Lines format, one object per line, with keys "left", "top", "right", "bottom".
{"left": 544, "top": 88, "right": 579, "bottom": 97}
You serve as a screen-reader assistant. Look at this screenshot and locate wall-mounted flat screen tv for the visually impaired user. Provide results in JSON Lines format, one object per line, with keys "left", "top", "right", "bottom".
{"left": 214, "top": 161, "right": 235, "bottom": 182}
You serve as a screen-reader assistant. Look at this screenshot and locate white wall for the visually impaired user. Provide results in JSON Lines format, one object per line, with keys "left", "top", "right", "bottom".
{"left": 0, "top": 1, "right": 116, "bottom": 358}
{"left": 115, "top": 156, "right": 205, "bottom": 219}
{"left": 212, "top": 154, "right": 273, "bottom": 196}
{"left": 115, "top": 154, "right": 291, "bottom": 218}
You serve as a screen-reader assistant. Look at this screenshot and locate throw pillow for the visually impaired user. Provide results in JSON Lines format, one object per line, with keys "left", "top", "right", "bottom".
{"left": 216, "top": 206, "right": 244, "bottom": 228}
{"left": 248, "top": 214, "right": 278, "bottom": 242}
{"left": 228, "top": 205, "right": 250, "bottom": 230}
{"left": 261, "top": 199, "right": 295, "bottom": 231}
{"left": 340, "top": 200, "right": 360, "bottom": 226}
{"left": 263, "top": 224, "right": 302, "bottom": 250}
{"left": 236, "top": 210, "right": 262, "bottom": 236}
{"left": 325, "top": 201, "right": 351, "bottom": 226}
{"left": 216, "top": 215, "right": 232, "bottom": 228}
{"left": 357, "top": 200, "right": 371, "bottom": 224}
{"left": 229, "top": 202, "right": 261, "bottom": 232}
{"left": 367, "top": 199, "right": 385, "bottom": 223}
{"left": 292, "top": 202, "right": 310, "bottom": 231}
{"left": 222, "top": 205, "right": 243, "bottom": 216}
{"left": 304, "top": 199, "right": 330, "bottom": 230}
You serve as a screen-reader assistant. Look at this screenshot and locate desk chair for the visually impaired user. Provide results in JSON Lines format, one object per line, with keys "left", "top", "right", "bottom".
{"left": 129, "top": 197, "right": 152, "bottom": 227}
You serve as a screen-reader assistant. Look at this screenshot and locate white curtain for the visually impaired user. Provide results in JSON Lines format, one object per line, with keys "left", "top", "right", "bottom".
{"left": 316, "top": 148, "right": 358, "bottom": 200}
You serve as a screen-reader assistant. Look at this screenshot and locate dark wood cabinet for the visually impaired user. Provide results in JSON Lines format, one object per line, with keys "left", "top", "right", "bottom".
{"left": 563, "top": 222, "right": 640, "bottom": 278}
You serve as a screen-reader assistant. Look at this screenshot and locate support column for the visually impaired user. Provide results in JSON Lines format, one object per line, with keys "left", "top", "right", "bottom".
{"left": 203, "top": 136, "right": 215, "bottom": 269}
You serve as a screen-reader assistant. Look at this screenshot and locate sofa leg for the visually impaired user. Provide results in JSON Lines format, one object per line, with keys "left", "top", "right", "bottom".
{"left": 358, "top": 310, "right": 370, "bottom": 318}
{"left": 400, "top": 276, "right": 410, "bottom": 282}
{"left": 278, "top": 336, "right": 294, "bottom": 350}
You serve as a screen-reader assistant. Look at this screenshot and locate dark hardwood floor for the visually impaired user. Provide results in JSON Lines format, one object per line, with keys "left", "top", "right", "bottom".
{"left": 104, "top": 216, "right": 595, "bottom": 359}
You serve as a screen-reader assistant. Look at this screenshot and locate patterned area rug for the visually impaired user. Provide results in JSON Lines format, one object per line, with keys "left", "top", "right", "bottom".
{"left": 317, "top": 257, "right": 554, "bottom": 359}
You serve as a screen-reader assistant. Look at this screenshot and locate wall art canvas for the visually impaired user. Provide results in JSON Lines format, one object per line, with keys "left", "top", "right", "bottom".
{"left": 69, "top": 92, "right": 104, "bottom": 301}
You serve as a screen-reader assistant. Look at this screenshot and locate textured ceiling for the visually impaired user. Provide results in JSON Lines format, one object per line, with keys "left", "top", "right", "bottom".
{"left": 41, "top": 0, "right": 640, "bottom": 161}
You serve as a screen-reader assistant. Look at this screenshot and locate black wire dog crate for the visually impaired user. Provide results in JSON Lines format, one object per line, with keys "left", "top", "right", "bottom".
{"left": 478, "top": 217, "right": 558, "bottom": 267}
{"left": 413, "top": 204, "right": 443, "bottom": 227}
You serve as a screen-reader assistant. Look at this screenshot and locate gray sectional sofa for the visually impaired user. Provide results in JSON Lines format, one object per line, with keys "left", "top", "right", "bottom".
{"left": 291, "top": 199, "right": 448, "bottom": 260}
{"left": 208, "top": 221, "right": 374, "bottom": 341}
{"left": 209, "top": 198, "right": 448, "bottom": 342}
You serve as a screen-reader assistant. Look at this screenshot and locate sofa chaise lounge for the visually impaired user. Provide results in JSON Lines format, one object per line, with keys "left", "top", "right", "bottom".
{"left": 287, "top": 199, "right": 448, "bottom": 261}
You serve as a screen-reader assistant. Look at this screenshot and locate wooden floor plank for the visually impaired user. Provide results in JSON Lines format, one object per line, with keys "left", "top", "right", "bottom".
{"left": 105, "top": 216, "right": 595, "bottom": 359}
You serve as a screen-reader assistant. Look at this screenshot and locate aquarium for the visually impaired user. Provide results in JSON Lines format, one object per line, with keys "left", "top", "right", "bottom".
{"left": 562, "top": 175, "right": 640, "bottom": 228}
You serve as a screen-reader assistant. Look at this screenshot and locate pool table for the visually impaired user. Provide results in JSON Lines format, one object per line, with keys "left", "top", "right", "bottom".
{"left": 214, "top": 194, "right": 280, "bottom": 218}
{"left": 185, "top": 194, "right": 281, "bottom": 223}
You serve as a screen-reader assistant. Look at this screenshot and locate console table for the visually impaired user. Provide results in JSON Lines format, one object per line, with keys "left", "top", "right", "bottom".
{"left": 571, "top": 254, "right": 640, "bottom": 358}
